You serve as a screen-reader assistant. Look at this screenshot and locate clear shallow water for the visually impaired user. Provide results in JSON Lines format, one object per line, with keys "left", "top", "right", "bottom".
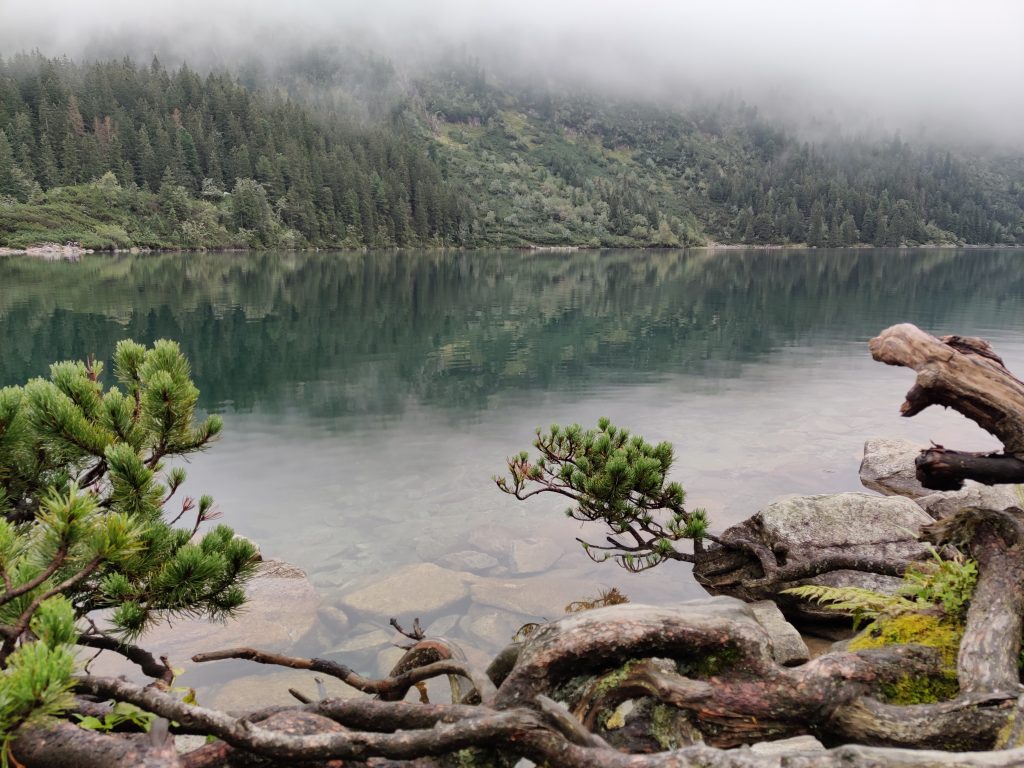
{"left": 3, "top": 248, "right": 1024, "bottom": 689}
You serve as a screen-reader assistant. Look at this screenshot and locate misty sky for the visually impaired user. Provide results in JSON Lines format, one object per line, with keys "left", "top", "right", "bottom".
{"left": 1, "top": 0, "right": 1022, "bottom": 145}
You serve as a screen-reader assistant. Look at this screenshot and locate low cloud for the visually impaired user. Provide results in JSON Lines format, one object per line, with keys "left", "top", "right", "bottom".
{"left": 2, "top": 0, "right": 1021, "bottom": 146}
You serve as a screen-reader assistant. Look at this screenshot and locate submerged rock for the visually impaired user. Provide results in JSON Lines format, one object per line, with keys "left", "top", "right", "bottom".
{"left": 508, "top": 537, "right": 564, "bottom": 574}
{"left": 317, "top": 605, "right": 350, "bottom": 636}
{"left": 437, "top": 550, "right": 500, "bottom": 572}
{"left": 324, "top": 627, "right": 392, "bottom": 654}
{"left": 470, "top": 569, "right": 598, "bottom": 618}
{"left": 376, "top": 646, "right": 407, "bottom": 677}
{"left": 205, "top": 668, "right": 363, "bottom": 712}
{"left": 81, "top": 559, "right": 321, "bottom": 681}
{"left": 466, "top": 523, "right": 521, "bottom": 559}
{"left": 425, "top": 613, "right": 461, "bottom": 635}
{"left": 338, "top": 562, "right": 472, "bottom": 619}
{"left": 458, "top": 604, "right": 532, "bottom": 648}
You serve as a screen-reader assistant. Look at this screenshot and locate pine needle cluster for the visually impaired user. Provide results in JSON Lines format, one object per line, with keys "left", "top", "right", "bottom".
{"left": 0, "top": 340, "right": 258, "bottom": 755}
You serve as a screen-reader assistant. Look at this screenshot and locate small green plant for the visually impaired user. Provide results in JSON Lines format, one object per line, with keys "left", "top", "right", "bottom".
{"left": 785, "top": 548, "right": 977, "bottom": 624}
{"left": 782, "top": 584, "right": 920, "bottom": 630}
{"left": 497, "top": 419, "right": 710, "bottom": 572}
{"left": 75, "top": 671, "right": 197, "bottom": 733}
{"left": 76, "top": 702, "right": 160, "bottom": 733}
{"left": 900, "top": 549, "right": 977, "bottom": 619}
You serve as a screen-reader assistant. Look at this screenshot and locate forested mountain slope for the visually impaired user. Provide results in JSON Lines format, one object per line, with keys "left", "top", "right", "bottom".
{"left": 408, "top": 59, "right": 1024, "bottom": 247}
{"left": 0, "top": 55, "right": 470, "bottom": 248}
{"left": 1, "top": 52, "right": 1022, "bottom": 249}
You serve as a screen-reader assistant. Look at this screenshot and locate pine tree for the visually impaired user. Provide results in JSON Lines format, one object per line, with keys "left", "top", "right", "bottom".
{"left": 861, "top": 207, "right": 877, "bottom": 243}
{"left": 0, "top": 341, "right": 257, "bottom": 751}
{"left": 135, "top": 126, "right": 159, "bottom": 190}
{"left": 497, "top": 419, "right": 709, "bottom": 573}
{"left": 176, "top": 128, "right": 202, "bottom": 190}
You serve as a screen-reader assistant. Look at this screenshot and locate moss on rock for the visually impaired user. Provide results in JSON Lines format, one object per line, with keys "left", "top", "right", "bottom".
{"left": 848, "top": 612, "right": 962, "bottom": 704}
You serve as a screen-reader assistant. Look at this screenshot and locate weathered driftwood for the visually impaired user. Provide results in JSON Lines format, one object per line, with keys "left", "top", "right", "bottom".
{"left": 922, "top": 506, "right": 1024, "bottom": 694}
{"left": 191, "top": 638, "right": 491, "bottom": 704}
{"left": 15, "top": 678, "right": 1024, "bottom": 768}
{"left": 11, "top": 720, "right": 181, "bottom": 768}
{"left": 916, "top": 447, "right": 1024, "bottom": 491}
{"left": 870, "top": 323, "right": 1024, "bottom": 489}
{"left": 693, "top": 492, "right": 934, "bottom": 627}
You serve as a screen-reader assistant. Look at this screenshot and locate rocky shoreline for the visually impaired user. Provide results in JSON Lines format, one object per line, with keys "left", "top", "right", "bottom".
{"left": 75, "top": 434, "right": 988, "bottom": 712}
{"left": 0, "top": 242, "right": 95, "bottom": 259}
{"left": 3, "top": 243, "right": 1019, "bottom": 260}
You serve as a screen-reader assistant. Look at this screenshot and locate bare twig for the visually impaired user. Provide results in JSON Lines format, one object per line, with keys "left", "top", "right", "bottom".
{"left": 77, "top": 632, "right": 176, "bottom": 685}
{"left": 389, "top": 617, "right": 425, "bottom": 641}
{"left": 191, "top": 646, "right": 496, "bottom": 704}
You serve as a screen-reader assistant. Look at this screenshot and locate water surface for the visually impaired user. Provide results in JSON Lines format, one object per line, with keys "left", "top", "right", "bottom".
{"left": 3, "top": 248, "right": 1023, "bottom": 689}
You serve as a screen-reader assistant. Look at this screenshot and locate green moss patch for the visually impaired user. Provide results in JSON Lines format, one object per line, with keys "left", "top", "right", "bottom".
{"left": 849, "top": 613, "right": 962, "bottom": 704}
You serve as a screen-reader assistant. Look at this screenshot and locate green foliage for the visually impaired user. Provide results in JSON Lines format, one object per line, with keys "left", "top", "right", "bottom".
{"left": 0, "top": 181, "right": 237, "bottom": 250}
{"left": 784, "top": 549, "right": 978, "bottom": 627}
{"left": 0, "top": 53, "right": 471, "bottom": 249}
{"left": 414, "top": 60, "right": 1023, "bottom": 247}
{"left": 900, "top": 550, "right": 977, "bottom": 619}
{"left": 848, "top": 613, "right": 962, "bottom": 704}
{"left": 75, "top": 671, "right": 197, "bottom": 734}
{"left": 785, "top": 550, "right": 977, "bottom": 704}
{"left": 3, "top": 51, "right": 1022, "bottom": 250}
{"left": 782, "top": 584, "right": 921, "bottom": 630}
{"left": 497, "top": 419, "right": 708, "bottom": 571}
{"left": 0, "top": 597, "right": 77, "bottom": 767}
{"left": 76, "top": 701, "right": 158, "bottom": 733}
{"left": 0, "top": 341, "right": 257, "bottom": 746}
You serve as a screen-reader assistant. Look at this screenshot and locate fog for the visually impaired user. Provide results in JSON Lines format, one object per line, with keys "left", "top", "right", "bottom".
{"left": 1, "top": 0, "right": 1022, "bottom": 146}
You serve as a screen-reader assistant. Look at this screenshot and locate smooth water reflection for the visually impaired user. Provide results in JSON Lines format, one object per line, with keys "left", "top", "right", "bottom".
{"left": 3, "top": 248, "right": 1024, "bottom": 685}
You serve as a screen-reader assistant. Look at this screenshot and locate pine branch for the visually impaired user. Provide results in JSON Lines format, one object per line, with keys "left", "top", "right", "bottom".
{"left": 0, "top": 544, "right": 68, "bottom": 609}
{"left": 1, "top": 555, "right": 103, "bottom": 662}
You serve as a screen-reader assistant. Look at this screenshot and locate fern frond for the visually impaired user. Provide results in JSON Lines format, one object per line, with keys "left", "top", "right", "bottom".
{"left": 783, "top": 584, "right": 923, "bottom": 626}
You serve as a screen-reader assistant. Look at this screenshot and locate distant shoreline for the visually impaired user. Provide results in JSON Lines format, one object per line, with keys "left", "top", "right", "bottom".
{"left": 2, "top": 243, "right": 1020, "bottom": 258}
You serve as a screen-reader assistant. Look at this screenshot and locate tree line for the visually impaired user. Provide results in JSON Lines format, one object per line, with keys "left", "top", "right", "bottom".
{"left": 0, "top": 53, "right": 471, "bottom": 248}
{"left": 1, "top": 51, "right": 1023, "bottom": 249}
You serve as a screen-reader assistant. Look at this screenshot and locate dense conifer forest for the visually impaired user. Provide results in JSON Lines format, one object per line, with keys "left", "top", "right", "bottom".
{"left": 1, "top": 51, "right": 1022, "bottom": 249}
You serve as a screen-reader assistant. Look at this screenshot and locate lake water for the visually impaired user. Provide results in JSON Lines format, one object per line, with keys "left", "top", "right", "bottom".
{"left": 3, "top": 247, "right": 1024, "bottom": 693}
